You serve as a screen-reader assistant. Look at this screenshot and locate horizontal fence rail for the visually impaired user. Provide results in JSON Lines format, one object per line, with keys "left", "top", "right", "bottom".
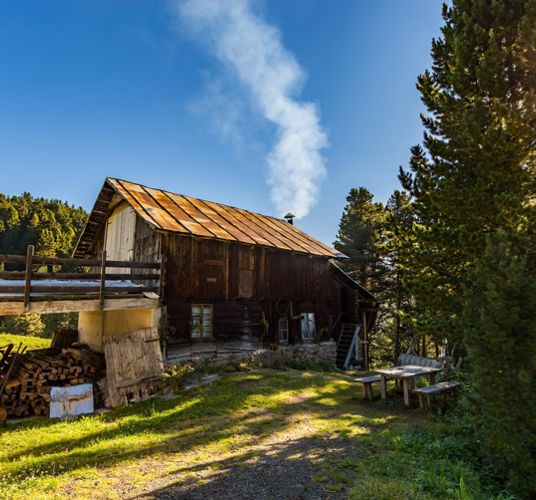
{"left": 0, "top": 254, "right": 160, "bottom": 269}
{"left": 0, "top": 246, "right": 161, "bottom": 311}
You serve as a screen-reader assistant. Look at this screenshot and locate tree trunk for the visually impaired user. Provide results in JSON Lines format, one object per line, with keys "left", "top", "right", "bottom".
{"left": 394, "top": 271, "right": 402, "bottom": 361}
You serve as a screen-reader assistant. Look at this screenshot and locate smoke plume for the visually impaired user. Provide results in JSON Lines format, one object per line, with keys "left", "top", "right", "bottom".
{"left": 175, "top": 0, "right": 327, "bottom": 218}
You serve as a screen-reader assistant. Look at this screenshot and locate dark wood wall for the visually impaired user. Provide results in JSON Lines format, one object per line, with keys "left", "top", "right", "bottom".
{"left": 86, "top": 212, "right": 365, "bottom": 346}
{"left": 160, "top": 233, "right": 361, "bottom": 345}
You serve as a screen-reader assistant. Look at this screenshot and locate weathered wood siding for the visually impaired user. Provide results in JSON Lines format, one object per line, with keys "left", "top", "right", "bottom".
{"left": 85, "top": 210, "right": 366, "bottom": 347}
{"left": 161, "top": 233, "right": 355, "bottom": 344}
{"left": 104, "top": 204, "right": 136, "bottom": 273}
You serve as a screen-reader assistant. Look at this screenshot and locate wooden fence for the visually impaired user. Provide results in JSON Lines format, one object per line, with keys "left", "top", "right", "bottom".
{"left": 0, "top": 245, "right": 161, "bottom": 311}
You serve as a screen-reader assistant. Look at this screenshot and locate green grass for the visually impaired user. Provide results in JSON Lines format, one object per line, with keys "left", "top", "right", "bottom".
{"left": 0, "top": 333, "right": 50, "bottom": 350}
{"left": 0, "top": 370, "right": 510, "bottom": 499}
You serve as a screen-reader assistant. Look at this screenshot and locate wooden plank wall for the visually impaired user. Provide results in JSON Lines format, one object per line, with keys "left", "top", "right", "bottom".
{"left": 161, "top": 233, "right": 347, "bottom": 344}
{"left": 82, "top": 211, "right": 364, "bottom": 346}
{"left": 104, "top": 205, "right": 136, "bottom": 273}
{"left": 133, "top": 217, "right": 161, "bottom": 289}
{"left": 103, "top": 327, "right": 163, "bottom": 407}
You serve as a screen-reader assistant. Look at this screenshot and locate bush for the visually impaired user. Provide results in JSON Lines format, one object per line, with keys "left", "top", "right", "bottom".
{"left": 0, "top": 314, "right": 44, "bottom": 336}
{"left": 162, "top": 363, "right": 196, "bottom": 393}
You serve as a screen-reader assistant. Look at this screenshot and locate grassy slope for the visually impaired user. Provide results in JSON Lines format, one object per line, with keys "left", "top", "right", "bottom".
{"left": 0, "top": 333, "right": 50, "bottom": 350}
{"left": 0, "top": 370, "right": 501, "bottom": 499}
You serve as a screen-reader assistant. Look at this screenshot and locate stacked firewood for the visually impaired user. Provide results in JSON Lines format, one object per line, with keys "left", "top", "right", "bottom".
{"left": 0, "top": 345, "right": 104, "bottom": 418}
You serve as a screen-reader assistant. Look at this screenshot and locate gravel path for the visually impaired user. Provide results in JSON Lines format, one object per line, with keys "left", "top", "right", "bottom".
{"left": 134, "top": 435, "right": 360, "bottom": 499}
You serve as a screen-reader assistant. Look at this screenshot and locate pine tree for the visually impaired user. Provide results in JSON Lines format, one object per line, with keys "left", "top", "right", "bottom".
{"left": 334, "top": 188, "right": 386, "bottom": 291}
{"left": 0, "top": 314, "right": 45, "bottom": 337}
{"left": 0, "top": 192, "right": 88, "bottom": 336}
{"left": 397, "top": 1, "right": 535, "bottom": 493}
{"left": 383, "top": 191, "right": 416, "bottom": 359}
{"left": 463, "top": 231, "right": 535, "bottom": 496}
{"left": 399, "top": 0, "right": 536, "bottom": 340}
{"left": 335, "top": 188, "right": 418, "bottom": 364}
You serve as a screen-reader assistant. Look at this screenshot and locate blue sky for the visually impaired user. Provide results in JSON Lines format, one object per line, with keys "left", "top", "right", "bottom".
{"left": 0, "top": 0, "right": 444, "bottom": 245}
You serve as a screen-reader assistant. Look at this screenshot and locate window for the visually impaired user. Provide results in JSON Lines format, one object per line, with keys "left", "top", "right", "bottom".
{"left": 191, "top": 304, "right": 213, "bottom": 339}
{"left": 278, "top": 317, "right": 289, "bottom": 343}
{"left": 300, "top": 313, "right": 316, "bottom": 342}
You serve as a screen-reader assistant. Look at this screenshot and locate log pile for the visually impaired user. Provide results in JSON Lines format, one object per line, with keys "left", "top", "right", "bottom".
{"left": 0, "top": 344, "right": 104, "bottom": 418}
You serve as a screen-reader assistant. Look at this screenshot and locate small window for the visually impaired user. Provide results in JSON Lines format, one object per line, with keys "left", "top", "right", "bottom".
{"left": 191, "top": 304, "right": 213, "bottom": 339}
{"left": 278, "top": 317, "right": 289, "bottom": 343}
{"left": 300, "top": 313, "right": 316, "bottom": 342}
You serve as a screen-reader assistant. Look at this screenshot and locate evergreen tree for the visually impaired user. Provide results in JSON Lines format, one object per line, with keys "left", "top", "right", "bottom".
{"left": 382, "top": 190, "right": 416, "bottom": 359}
{"left": 399, "top": 0, "right": 536, "bottom": 341}
{"left": 0, "top": 192, "right": 87, "bottom": 336}
{"left": 397, "top": 1, "right": 535, "bottom": 493}
{"left": 334, "top": 188, "right": 386, "bottom": 291}
{"left": 335, "top": 188, "right": 419, "bottom": 364}
{"left": 0, "top": 314, "right": 44, "bottom": 337}
{"left": 463, "top": 231, "right": 535, "bottom": 496}
{"left": 0, "top": 193, "right": 87, "bottom": 258}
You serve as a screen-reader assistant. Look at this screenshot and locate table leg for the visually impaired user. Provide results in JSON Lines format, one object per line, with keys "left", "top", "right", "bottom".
{"left": 380, "top": 375, "right": 387, "bottom": 400}
{"left": 402, "top": 378, "right": 411, "bottom": 407}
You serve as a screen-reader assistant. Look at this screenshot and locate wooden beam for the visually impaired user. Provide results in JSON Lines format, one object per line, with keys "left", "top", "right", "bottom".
{"left": 99, "top": 250, "right": 106, "bottom": 308}
{"left": 0, "top": 285, "right": 158, "bottom": 294}
{"left": 0, "top": 296, "right": 160, "bottom": 316}
{"left": 23, "top": 245, "right": 34, "bottom": 312}
{"left": 0, "top": 271, "right": 160, "bottom": 281}
{"left": 0, "top": 254, "right": 160, "bottom": 269}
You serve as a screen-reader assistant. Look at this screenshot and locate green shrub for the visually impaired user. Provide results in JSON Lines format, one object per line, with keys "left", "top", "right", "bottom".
{"left": 162, "top": 363, "right": 196, "bottom": 392}
{"left": 0, "top": 314, "right": 44, "bottom": 336}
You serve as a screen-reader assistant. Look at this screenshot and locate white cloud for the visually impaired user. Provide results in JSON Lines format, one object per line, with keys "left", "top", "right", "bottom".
{"left": 174, "top": 0, "right": 327, "bottom": 218}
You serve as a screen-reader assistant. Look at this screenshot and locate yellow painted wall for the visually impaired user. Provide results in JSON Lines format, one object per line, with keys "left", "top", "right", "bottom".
{"left": 79, "top": 307, "right": 161, "bottom": 352}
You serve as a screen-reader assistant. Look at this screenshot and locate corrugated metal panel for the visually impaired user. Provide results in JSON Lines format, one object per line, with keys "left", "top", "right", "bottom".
{"left": 94, "top": 178, "right": 343, "bottom": 258}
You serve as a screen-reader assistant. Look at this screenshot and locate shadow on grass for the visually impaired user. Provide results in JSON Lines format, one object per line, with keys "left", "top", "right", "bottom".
{"left": 130, "top": 432, "right": 366, "bottom": 499}
{"left": 0, "top": 370, "right": 424, "bottom": 492}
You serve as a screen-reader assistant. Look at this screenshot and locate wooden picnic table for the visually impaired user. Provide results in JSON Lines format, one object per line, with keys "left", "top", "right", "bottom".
{"left": 374, "top": 365, "right": 442, "bottom": 407}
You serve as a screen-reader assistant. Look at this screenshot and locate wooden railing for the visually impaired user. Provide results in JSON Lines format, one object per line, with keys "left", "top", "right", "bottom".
{"left": 0, "top": 246, "right": 160, "bottom": 310}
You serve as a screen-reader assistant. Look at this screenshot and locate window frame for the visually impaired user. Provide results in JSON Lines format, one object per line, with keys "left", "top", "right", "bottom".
{"left": 278, "top": 317, "right": 289, "bottom": 344}
{"left": 191, "top": 304, "right": 214, "bottom": 340}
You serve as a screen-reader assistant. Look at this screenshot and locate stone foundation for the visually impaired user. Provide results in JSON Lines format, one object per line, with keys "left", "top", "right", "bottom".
{"left": 167, "top": 341, "right": 337, "bottom": 371}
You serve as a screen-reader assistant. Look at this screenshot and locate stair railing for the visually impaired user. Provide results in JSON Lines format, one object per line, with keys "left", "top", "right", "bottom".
{"left": 343, "top": 324, "right": 361, "bottom": 368}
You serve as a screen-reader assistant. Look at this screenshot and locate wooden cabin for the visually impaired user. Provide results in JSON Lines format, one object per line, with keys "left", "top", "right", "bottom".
{"left": 73, "top": 178, "right": 378, "bottom": 367}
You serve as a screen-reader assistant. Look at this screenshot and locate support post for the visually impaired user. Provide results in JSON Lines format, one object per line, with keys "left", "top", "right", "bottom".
{"left": 99, "top": 250, "right": 106, "bottom": 309}
{"left": 402, "top": 378, "right": 411, "bottom": 407}
{"left": 362, "top": 311, "right": 369, "bottom": 371}
{"left": 23, "top": 245, "right": 34, "bottom": 312}
{"left": 380, "top": 375, "right": 387, "bottom": 400}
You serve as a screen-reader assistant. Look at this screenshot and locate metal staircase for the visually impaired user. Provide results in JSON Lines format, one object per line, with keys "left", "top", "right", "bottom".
{"left": 336, "top": 323, "right": 361, "bottom": 369}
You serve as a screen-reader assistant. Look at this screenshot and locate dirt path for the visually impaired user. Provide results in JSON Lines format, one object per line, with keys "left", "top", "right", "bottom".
{"left": 133, "top": 435, "right": 360, "bottom": 499}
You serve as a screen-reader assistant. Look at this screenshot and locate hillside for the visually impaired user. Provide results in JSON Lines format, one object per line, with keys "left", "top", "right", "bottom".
{"left": 0, "top": 193, "right": 88, "bottom": 336}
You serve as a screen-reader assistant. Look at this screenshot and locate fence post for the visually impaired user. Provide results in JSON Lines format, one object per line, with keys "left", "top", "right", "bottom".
{"left": 23, "top": 245, "right": 34, "bottom": 312}
{"left": 99, "top": 250, "right": 107, "bottom": 309}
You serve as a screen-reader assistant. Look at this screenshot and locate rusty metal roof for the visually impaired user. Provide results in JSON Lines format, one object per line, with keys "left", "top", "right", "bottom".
{"left": 74, "top": 178, "right": 345, "bottom": 259}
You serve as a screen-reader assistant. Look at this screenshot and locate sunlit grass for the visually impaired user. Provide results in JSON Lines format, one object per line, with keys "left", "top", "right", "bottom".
{"left": 0, "top": 333, "right": 50, "bottom": 350}
{"left": 0, "top": 369, "right": 503, "bottom": 499}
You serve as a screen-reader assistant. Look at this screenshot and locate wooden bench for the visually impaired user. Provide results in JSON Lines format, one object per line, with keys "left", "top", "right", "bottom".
{"left": 413, "top": 381, "right": 459, "bottom": 409}
{"left": 356, "top": 354, "right": 443, "bottom": 403}
{"left": 397, "top": 352, "right": 440, "bottom": 368}
{"left": 355, "top": 374, "right": 382, "bottom": 401}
